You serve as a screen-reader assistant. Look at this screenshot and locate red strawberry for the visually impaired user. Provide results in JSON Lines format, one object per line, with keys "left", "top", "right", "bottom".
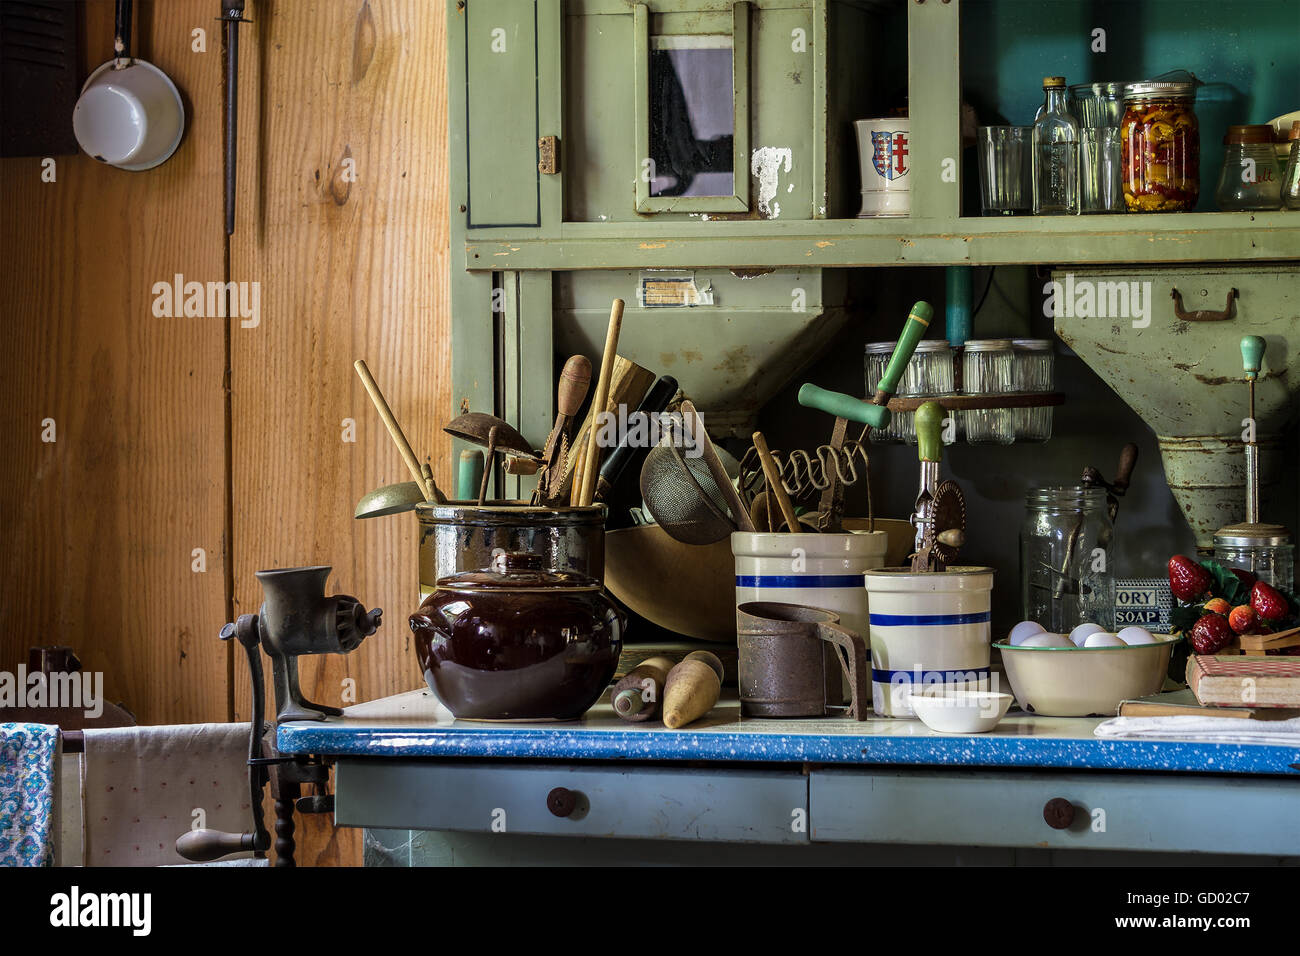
{"left": 1190, "top": 613, "right": 1235, "bottom": 655}
{"left": 1203, "top": 597, "right": 1231, "bottom": 615}
{"left": 1168, "top": 555, "right": 1212, "bottom": 603}
{"left": 1228, "top": 605, "right": 1256, "bottom": 634}
{"left": 1250, "top": 581, "right": 1288, "bottom": 622}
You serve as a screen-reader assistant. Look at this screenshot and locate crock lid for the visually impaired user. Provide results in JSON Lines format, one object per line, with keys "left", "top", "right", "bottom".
{"left": 1213, "top": 522, "right": 1293, "bottom": 547}
{"left": 1123, "top": 80, "right": 1194, "bottom": 100}
{"left": 436, "top": 551, "right": 600, "bottom": 591}
{"left": 1223, "top": 124, "right": 1275, "bottom": 145}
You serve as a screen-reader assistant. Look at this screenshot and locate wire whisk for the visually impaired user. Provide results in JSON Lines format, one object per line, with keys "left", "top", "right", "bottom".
{"left": 739, "top": 439, "right": 871, "bottom": 501}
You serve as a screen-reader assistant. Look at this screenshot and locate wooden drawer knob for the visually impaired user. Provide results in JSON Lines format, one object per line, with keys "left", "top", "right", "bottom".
{"left": 547, "top": 787, "right": 578, "bottom": 818}
{"left": 1043, "top": 797, "right": 1075, "bottom": 830}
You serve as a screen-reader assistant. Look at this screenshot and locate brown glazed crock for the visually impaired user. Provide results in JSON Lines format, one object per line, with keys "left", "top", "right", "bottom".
{"left": 409, "top": 551, "right": 625, "bottom": 720}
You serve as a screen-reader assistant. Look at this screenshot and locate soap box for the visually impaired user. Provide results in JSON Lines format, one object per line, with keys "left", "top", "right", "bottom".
{"left": 1114, "top": 578, "right": 1172, "bottom": 631}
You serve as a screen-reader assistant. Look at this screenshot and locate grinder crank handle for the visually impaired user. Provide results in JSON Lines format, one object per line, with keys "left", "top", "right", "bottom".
{"left": 176, "top": 615, "right": 272, "bottom": 862}
{"left": 1112, "top": 442, "right": 1139, "bottom": 494}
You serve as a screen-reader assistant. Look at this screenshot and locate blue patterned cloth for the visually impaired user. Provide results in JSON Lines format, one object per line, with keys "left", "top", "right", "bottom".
{"left": 0, "top": 723, "right": 59, "bottom": 866}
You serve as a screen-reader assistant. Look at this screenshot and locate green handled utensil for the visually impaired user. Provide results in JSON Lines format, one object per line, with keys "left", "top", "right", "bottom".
{"left": 795, "top": 301, "right": 934, "bottom": 533}
{"left": 797, "top": 300, "right": 934, "bottom": 431}
{"left": 910, "top": 401, "right": 965, "bottom": 572}
{"left": 1241, "top": 335, "right": 1266, "bottom": 523}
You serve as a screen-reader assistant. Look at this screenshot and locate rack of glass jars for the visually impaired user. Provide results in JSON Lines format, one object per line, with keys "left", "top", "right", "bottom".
{"left": 865, "top": 337, "right": 1063, "bottom": 445}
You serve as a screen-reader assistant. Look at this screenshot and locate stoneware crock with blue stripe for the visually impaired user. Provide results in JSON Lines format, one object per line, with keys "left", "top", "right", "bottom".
{"left": 731, "top": 531, "right": 889, "bottom": 642}
{"left": 864, "top": 566, "right": 995, "bottom": 717}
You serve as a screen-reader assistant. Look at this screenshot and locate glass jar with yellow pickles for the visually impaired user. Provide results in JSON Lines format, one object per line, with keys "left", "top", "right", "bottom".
{"left": 1120, "top": 81, "right": 1199, "bottom": 212}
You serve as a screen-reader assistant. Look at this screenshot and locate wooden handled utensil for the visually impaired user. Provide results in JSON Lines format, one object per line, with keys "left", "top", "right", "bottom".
{"left": 681, "top": 401, "right": 756, "bottom": 533}
{"left": 579, "top": 299, "right": 624, "bottom": 507}
{"left": 752, "top": 431, "right": 799, "bottom": 532}
{"left": 537, "top": 355, "right": 592, "bottom": 504}
{"left": 354, "top": 358, "right": 444, "bottom": 503}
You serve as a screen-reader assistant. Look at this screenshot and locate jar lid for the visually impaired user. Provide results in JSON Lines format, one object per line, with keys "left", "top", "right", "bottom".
{"left": 1011, "top": 338, "right": 1053, "bottom": 351}
{"left": 1122, "top": 80, "right": 1194, "bottom": 101}
{"left": 963, "top": 338, "right": 1013, "bottom": 352}
{"left": 913, "top": 339, "right": 952, "bottom": 352}
{"left": 864, "top": 341, "right": 896, "bottom": 353}
{"left": 1043, "top": 76, "right": 1066, "bottom": 88}
{"left": 1026, "top": 486, "right": 1110, "bottom": 507}
{"left": 1069, "top": 81, "right": 1132, "bottom": 97}
{"left": 1214, "top": 522, "right": 1294, "bottom": 548}
{"left": 1223, "top": 124, "right": 1275, "bottom": 145}
{"left": 436, "top": 551, "right": 600, "bottom": 592}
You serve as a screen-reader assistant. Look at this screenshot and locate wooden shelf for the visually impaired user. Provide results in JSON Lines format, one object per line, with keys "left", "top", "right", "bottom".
{"left": 886, "top": 392, "right": 1065, "bottom": 412}
{"left": 463, "top": 212, "right": 1300, "bottom": 272}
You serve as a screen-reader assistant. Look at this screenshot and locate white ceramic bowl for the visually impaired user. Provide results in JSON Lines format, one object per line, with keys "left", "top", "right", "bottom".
{"left": 73, "top": 59, "right": 184, "bottom": 170}
{"left": 909, "top": 690, "right": 1012, "bottom": 734}
{"left": 995, "top": 634, "right": 1181, "bottom": 717}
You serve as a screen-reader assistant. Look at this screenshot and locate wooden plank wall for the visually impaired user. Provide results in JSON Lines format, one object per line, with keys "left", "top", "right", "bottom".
{"left": 0, "top": 0, "right": 228, "bottom": 725}
{"left": 230, "top": 0, "right": 450, "bottom": 865}
{"left": 0, "top": 0, "right": 450, "bottom": 867}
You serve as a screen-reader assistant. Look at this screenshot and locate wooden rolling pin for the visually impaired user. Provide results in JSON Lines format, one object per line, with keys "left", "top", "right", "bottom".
{"left": 662, "top": 650, "right": 723, "bottom": 729}
{"left": 610, "top": 655, "right": 676, "bottom": 722}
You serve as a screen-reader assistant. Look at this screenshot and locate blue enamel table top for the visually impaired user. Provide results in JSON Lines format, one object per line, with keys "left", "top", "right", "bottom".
{"left": 277, "top": 690, "right": 1300, "bottom": 776}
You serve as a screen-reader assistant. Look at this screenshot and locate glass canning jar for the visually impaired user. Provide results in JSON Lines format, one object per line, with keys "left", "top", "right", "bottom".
{"left": 1214, "top": 524, "right": 1295, "bottom": 591}
{"left": 1120, "top": 81, "right": 1199, "bottom": 212}
{"left": 1216, "top": 125, "right": 1282, "bottom": 211}
{"left": 961, "top": 339, "right": 1014, "bottom": 445}
{"left": 1012, "top": 338, "right": 1054, "bottom": 442}
{"left": 898, "top": 340, "right": 955, "bottom": 444}
{"left": 864, "top": 341, "right": 903, "bottom": 442}
{"left": 1021, "top": 486, "right": 1116, "bottom": 633}
{"left": 1280, "top": 123, "right": 1300, "bottom": 210}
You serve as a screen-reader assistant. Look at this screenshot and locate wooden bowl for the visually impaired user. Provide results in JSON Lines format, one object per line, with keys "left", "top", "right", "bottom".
{"left": 605, "top": 525, "right": 736, "bottom": 643}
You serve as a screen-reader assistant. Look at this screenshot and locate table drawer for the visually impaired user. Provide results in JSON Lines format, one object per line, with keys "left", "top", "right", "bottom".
{"left": 810, "top": 769, "right": 1300, "bottom": 855}
{"left": 337, "top": 760, "right": 809, "bottom": 844}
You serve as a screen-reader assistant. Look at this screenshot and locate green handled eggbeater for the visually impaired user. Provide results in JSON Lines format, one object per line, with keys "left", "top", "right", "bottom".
{"left": 796, "top": 300, "right": 934, "bottom": 532}
{"left": 910, "top": 401, "right": 966, "bottom": 572}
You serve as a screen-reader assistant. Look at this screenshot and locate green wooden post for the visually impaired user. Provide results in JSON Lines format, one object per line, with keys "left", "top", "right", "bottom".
{"left": 906, "top": 0, "right": 961, "bottom": 220}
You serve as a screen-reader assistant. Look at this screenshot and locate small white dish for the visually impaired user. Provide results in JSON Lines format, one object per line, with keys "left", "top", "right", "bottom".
{"left": 73, "top": 58, "right": 184, "bottom": 170}
{"left": 908, "top": 690, "right": 1013, "bottom": 734}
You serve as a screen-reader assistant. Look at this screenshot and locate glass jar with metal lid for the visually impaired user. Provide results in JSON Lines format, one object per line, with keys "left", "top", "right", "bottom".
{"left": 1280, "top": 121, "right": 1300, "bottom": 210}
{"left": 1021, "top": 486, "right": 1116, "bottom": 632}
{"left": 898, "top": 339, "right": 955, "bottom": 444}
{"left": 1213, "top": 523, "right": 1294, "bottom": 590}
{"left": 1011, "top": 338, "right": 1054, "bottom": 442}
{"left": 961, "top": 339, "right": 1014, "bottom": 445}
{"left": 864, "top": 341, "right": 903, "bottom": 442}
{"left": 1120, "top": 80, "right": 1199, "bottom": 212}
{"left": 1216, "top": 125, "right": 1283, "bottom": 211}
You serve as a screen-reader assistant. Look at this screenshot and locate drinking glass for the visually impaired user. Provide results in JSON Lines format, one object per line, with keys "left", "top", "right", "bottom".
{"left": 976, "top": 126, "right": 1031, "bottom": 216}
{"left": 1080, "top": 127, "right": 1124, "bottom": 213}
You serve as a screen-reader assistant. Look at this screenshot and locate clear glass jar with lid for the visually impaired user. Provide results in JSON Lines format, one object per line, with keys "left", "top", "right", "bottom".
{"left": 1214, "top": 523, "right": 1294, "bottom": 590}
{"left": 1021, "top": 486, "right": 1116, "bottom": 632}
{"left": 1012, "top": 339, "right": 1054, "bottom": 442}
{"left": 864, "top": 341, "right": 903, "bottom": 442}
{"left": 1120, "top": 80, "right": 1199, "bottom": 212}
{"left": 898, "top": 339, "right": 955, "bottom": 444}
{"left": 1216, "top": 125, "right": 1283, "bottom": 211}
{"left": 1282, "top": 121, "right": 1300, "bottom": 211}
{"left": 961, "top": 339, "right": 1014, "bottom": 444}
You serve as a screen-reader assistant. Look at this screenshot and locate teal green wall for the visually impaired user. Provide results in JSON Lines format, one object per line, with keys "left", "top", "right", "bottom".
{"left": 961, "top": 0, "right": 1300, "bottom": 211}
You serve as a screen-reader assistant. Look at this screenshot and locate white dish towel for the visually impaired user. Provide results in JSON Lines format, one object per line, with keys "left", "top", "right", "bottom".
{"left": 1094, "top": 715, "right": 1300, "bottom": 745}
